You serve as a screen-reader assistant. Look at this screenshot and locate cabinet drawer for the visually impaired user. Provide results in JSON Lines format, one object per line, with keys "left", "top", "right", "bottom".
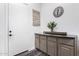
{"left": 40, "top": 38, "right": 46, "bottom": 53}
{"left": 58, "top": 44, "right": 74, "bottom": 56}
{"left": 58, "top": 38, "right": 74, "bottom": 46}
{"left": 40, "top": 35, "right": 47, "bottom": 53}
{"left": 35, "top": 38, "right": 39, "bottom": 49}
{"left": 48, "top": 37, "right": 56, "bottom": 42}
{"left": 35, "top": 35, "right": 40, "bottom": 49}
{"left": 47, "top": 41, "right": 57, "bottom": 56}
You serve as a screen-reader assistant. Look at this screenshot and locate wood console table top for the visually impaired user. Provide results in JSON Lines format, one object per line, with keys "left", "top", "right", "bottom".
{"left": 35, "top": 33, "right": 77, "bottom": 39}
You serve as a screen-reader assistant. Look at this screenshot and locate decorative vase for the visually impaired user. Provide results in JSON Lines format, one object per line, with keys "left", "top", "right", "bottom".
{"left": 51, "top": 29, "right": 54, "bottom": 32}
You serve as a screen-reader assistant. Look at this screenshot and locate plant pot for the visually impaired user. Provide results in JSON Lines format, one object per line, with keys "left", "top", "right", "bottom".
{"left": 51, "top": 29, "right": 54, "bottom": 32}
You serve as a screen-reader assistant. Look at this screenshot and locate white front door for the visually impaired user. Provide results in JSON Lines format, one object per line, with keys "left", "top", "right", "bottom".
{"left": 9, "top": 4, "right": 31, "bottom": 56}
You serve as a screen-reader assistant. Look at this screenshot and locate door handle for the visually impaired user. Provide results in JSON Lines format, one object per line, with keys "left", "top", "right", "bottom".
{"left": 9, "top": 30, "right": 12, "bottom": 33}
{"left": 9, "top": 30, "right": 12, "bottom": 37}
{"left": 9, "top": 34, "right": 12, "bottom": 36}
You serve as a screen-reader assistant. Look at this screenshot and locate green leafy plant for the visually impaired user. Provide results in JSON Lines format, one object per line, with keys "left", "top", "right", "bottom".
{"left": 47, "top": 21, "right": 57, "bottom": 32}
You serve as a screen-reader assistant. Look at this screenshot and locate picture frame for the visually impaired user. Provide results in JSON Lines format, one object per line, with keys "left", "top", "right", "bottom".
{"left": 32, "top": 9, "right": 40, "bottom": 26}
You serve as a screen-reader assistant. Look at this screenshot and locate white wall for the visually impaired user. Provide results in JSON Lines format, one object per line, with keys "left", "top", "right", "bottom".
{"left": 0, "top": 3, "right": 8, "bottom": 56}
{"left": 29, "top": 3, "right": 42, "bottom": 50}
{"left": 18, "top": 3, "right": 42, "bottom": 51}
{"left": 41, "top": 3, "right": 79, "bottom": 36}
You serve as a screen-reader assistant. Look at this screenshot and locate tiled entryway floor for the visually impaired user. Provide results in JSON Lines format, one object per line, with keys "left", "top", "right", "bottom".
{"left": 15, "top": 49, "right": 47, "bottom": 56}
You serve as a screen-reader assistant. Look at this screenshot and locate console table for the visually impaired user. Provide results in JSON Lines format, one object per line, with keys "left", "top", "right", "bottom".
{"left": 35, "top": 33, "right": 78, "bottom": 56}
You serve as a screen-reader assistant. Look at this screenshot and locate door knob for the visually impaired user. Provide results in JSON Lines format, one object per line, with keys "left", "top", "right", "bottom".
{"left": 9, "top": 30, "right": 12, "bottom": 33}
{"left": 9, "top": 34, "right": 12, "bottom": 36}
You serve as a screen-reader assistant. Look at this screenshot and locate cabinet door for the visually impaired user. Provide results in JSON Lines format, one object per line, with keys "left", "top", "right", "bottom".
{"left": 40, "top": 36, "right": 46, "bottom": 53}
{"left": 58, "top": 44, "right": 74, "bottom": 56}
{"left": 35, "top": 35, "right": 40, "bottom": 49}
{"left": 47, "top": 41, "right": 57, "bottom": 56}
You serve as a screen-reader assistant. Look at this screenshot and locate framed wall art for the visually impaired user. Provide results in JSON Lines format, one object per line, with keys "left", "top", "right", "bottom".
{"left": 53, "top": 6, "right": 64, "bottom": 18}
{"left": 32, "top": 9, "right": 40, "bottom": 26}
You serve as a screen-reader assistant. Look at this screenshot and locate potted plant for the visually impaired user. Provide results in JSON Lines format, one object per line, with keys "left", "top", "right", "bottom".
{"left": 47, "top": 21, "right": 57, "bottom": 32}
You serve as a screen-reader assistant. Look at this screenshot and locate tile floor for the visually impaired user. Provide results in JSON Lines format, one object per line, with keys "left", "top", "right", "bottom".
{"left": 16, "top": 49, "right": 47, "bottom": 56}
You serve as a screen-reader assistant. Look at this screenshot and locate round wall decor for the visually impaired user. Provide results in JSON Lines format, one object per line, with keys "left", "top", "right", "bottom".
{"left": 53, "top": 6, "right": 64, "bottom": 18}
